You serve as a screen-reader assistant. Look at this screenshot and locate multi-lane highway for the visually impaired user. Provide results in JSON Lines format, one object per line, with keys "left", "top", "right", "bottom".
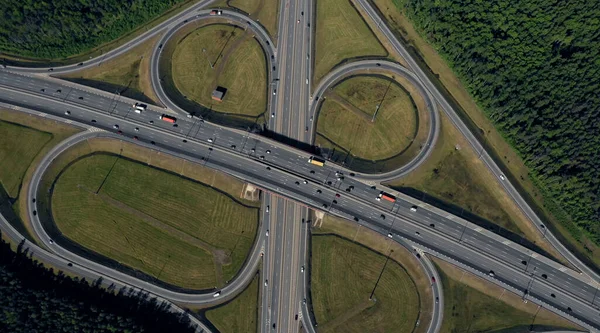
{"left": 1, "top": 71, "right": 598, "bottom": 330}
{"left": 1, "top": 1, "right": 599, "bottom": 332}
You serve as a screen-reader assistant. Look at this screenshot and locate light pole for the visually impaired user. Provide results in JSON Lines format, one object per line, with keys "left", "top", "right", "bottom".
{"left": 370, "top": 249, "right": 393, "bottom": 300}
{"left": 203, "top": 48, "right": 214, "bottom": 69}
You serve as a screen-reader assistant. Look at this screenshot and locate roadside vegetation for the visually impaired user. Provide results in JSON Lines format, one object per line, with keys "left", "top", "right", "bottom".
{"left": 171, "top": 24, "right": 267, "bottom": 117}
{"left": 211, "top": 0, "right": 280, "bottom": 40}
{"left": 51, "top": 153, "right": 258, "bottom": 290}
{"left": 314, "top": 0, "right": 387, "bottom": 83}
{"left": 59, "top": 35, "right": 162, "bottom": 105}
{"left": 0, "top": 234, "right": 198, "bottom": 333}
{"left": 384, "top": 0, "right": 600, "bottom": 267}
{"left": 0, "top": 0, "right": 200, "bottom": 61}
{"left": 389, "top": 113, "right": 565, "bottom": 262}
{"left": 434, "top": 259, "right": 582, "bottom": 332}
{"left": 311, "top": 234, "right": 419, "bottom": 333}
{"left": 316, "top": 75, "right": 417, "bottom": 161}
{"left": 205, "top": 274, "right": 259, "bottom": 333}
{"left": 0, "top": 110, "right": 80, "bottom": 241}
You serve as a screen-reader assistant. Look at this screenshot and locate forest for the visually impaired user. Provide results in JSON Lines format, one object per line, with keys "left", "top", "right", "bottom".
{"left": 399, "top": 0, "right": 600, "bottom": 243}
{"left": 0, "top": 233, "right": 199, "bottom": 333}
{"left": 0, "top": 0, "right": 187, "bottom": 59}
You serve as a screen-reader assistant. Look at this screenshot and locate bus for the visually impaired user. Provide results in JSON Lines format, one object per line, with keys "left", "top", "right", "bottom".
{"left": 377, "top": 192, "right": 396, "bottom": 203}
{"left": 160, "top": 114, "right": 177, "bottom": 123}
{"left": 133, "top": 103, "right": 147, "bottom": 113}
{"left": 308, "top": 156, "right": 325, "bottom": 167}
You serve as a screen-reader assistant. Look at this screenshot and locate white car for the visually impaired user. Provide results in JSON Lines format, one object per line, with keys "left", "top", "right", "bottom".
{"left": 271, "top": 113, "right": 275, "bottom": 118}
{"left": 410, "top": 206, "right": 418, "bottom": 212}
{"left": 301, "top": 266, "right": 304, "bottom": 273}
{"left": 266, "top": 205, "right": 270, "bottom": 213}
{"left": 213, "top": 292, "right": 220, "bottom": 298}
{"left": 266, "top": 150, "right": 271, "bottom": 154}
{"left": 208, "top": 138, "right": 214, "bottom": 143}
{"left": 65, "top": 110, "right": 71, "bottom": 115}
{"left": 266, "top": 229, "right": 269, "bottom": 237}
{"left": 499, "top": 174, "right": 506, "bottom": 180}
{"left": 387, "top": 233, "right": 393, "bottom": 238}
{"left": 264, "top": 280, "right": 268, "bottom": 287}
{"left": 303, "top": 180, "right": 308, "bottom": 184}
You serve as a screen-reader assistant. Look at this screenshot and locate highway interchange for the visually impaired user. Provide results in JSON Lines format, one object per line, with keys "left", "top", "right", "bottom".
{"left": 0, "top": 0, "right": 599, "bottom": 332}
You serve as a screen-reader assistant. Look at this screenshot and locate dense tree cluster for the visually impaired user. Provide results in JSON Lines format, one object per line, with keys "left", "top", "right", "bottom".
{"left": 401, "top": 0, "right": 600, "bottom": 242}
{"left": 0, "top": 0, "right": 186, "bottom": 58}
{"left": 0, "top": 234, "right": 198, "bottom": 333}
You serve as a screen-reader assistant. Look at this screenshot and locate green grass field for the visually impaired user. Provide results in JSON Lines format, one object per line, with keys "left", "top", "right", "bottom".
{"left": 314, "top": 0, "right": 387, "bottom": 83}
{"left": 52, "top": 154, "right": 259, "bottom": 289}
{"left": 316, "top": 76, "right": 418, "bottom": 161}
{"left": 311, "top": 235, "right": 419, "bottom": 333}
{"left": 212, "top": 0, "right": 279, "bottom": 40}
{"left": 171, "top": 24, "right": 267, "bottom": 117}
{"left": 206, "top": 274, "right": 258, "bottom": 333}
{"left": 0, "top": 121, "right": 52, "bottom": 198}
{"left": 436, "top": 261, "right": 580, "bottom": 332}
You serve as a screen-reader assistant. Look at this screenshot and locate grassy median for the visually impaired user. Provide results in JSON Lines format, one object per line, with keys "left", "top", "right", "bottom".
{"left": 311, "top": 234, "right": 419, "bottom": 333}
{"left": 314, "top": 0, "right": 388, "bottom": 83}
{"left": 205, "top": 274, "right": 259, "bottom": 333}
{"left": 316, "top": 75, "right": 417, "bottom": 161}
{"left": 171, "top": 24, "right": 267, "bottom": 117}
{"left": 51, "top": 153, "right": 259, "bottom": 290}
{"left": 434, "top": 259, "right": 582, "bottom": 332}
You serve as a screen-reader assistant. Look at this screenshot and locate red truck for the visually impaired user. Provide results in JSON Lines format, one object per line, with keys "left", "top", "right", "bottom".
{"left": 160, "top": 115, "right": 177, "bottom": 124}
{"left": 210, "top": 9, "right": 222, "bottom": 15}
{"left": 376, "top": 192, "right": 396, "bottom": 203}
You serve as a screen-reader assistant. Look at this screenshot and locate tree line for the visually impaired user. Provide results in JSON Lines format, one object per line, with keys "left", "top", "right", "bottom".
{"left": 398, "top": 0, "right": 600, "bottom": 244}
{"left": 0, "top": 0, "right": 187, "bottom": 59}
{"left": 0, "top": 233, "right": 200, "bottom": 333}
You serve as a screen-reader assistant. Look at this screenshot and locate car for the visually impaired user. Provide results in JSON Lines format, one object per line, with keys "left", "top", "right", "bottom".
{"left": 410, "top": 206, "right": 418, "bottom": 212}
{"left": 380, "top": 214, "right": 385, "bottom": 220}
{"left": 429, "top": 223, "right": 435, "bottom": 228}
{"left": 297, "top": 19, "right": 300, "bottom": 23}
{"left": 133, "top": 136, "right": 138, "bottom": 140}
{"left": 435, "top": 297, "right": 439, "bottom": 303}
{"left": 295, "top": 181, "right": 300, "bottom": 185}
{"left": 32, "top": 210, "right": 37, "bottom": 216}
{"left": 376, "top": 63, "right": 381, "bottom": 67}
{"left": 78, "top": 62, "right": 83, "bottom": 66}
{"left": 266, "top": 230, "right": 269, "bottom": 236}
{"left": 113, "top": 124, "right": 119, "bottom": 129}
{"left": 273, "top": 89, "right": 276, "bottom": 95}
{"left": 316, "top": 189, "right": 322, "bottom": 194}
{"left": 264, "top": 280, "right": 268, "bottom": 287}
{"left": 260, "top": 252, "right": 264, "bottom": 257}
{"left": 305, "top": 126, "right": 308, "bottom": 132}
{"left": 117, "top": 131, "right": 123, "bottom": 135}
{"left": 149, "top": 120, "right": 154, "bottom": 124}
{"left": 310, "top": 116, "right": 313, "bottom": 121}
{"left": 266, "top": 166, "right": 271, "bottom": 170}
{"left": 301, "top": 266, "right": 304, "bottom": 273}
{"left": 272, "top": 66, "right": 276, "bottom": 71}
{"left": 49, "top": 239, "right": 54, "bottom": 244}
{"left": 91, "top": 119, "right": 97, "bottom": 123}
{"left": 335, "top": 193, "right": 340, "bottom": 198}
{"left": 260, "top": 155, "right": 265, "bottom": 160}
{"left": 295, "top": 314, "right": 298, "bottom": 320}
{"left": 415, "top": 231, "right": 421, "bottom": 236}
{"left": 306, "top": 79, "right": 309, "bottom": 84}
{"left": 332, "top": 200, "right": 337, "bottom": 204}
{"left": 271, "top": 113, "right": 275, "bottom": 118}
{"left": 322, "top": 203, "right": 328, "bottom": 208}
{"left": 353, "top": 217, "right": 359, "bottom": 222}
{"left": 78, "top": 96, "right": 84, "bottom": 100}
{"left": 41, "top": 88, "right": 45, "bottom": 92}
{"left": 499, "top": 174, "right": 506, "bottom": 180}
{"left": 208, "top": 138, "right": 214, "bottom": 143}
{"left": 387, "top": 233, "right": 393, "bottom": 238}
{"left": 251, "top": 148, "right": 256, "bottom": 153}
{"left": 56, "top": 89, "right": 61, "bottom": 93}
{"left": 303, "top": 180, "right": 308, "bottom": 184}
{"left": 150, "top": 141, "right": 156, "bottom": 145}
{"left": 310, "top": 170, "right": 315, "bottom": 174}
{"left": 431, "top": 276, "right": 436, "bottom": 283}
{"left": 67, "top": 263, "right": 73, "bottom": 267}
{"left": 266, "top": 205, "right": 270, "bottom": 213}
{"left": 64, "top": 110, "right": 71, "bottom": 115}
{"left": 266, "top": 150, "right": 271, "bottom": 154}
{"left": 231, "top": 144, "right": 236, "bottom": 149}
{"left": 271, "top": 55, "right": 275, "bottom": 60}
{"left": 134, "top": 127, "right": 139, "bottom": 131}
{"left": 48, "top": 68, "right": 54, "bottom": 72}
{"left": 213, "top": 292, "right": 220, "bottom": 298}
{"left": 303, "top": 299, "right": 306, "bottom": 305}
{"left": 489, "top": 270, "right": 495, "bottom": 277}
{"left": 542, "top": 274, "right": 548, "bottom": 279}
{"left": 173, "top": 124, "right": 178, "bottom": 127}
{"left": 551, "top": 293, "right": 556, "bottom": 298}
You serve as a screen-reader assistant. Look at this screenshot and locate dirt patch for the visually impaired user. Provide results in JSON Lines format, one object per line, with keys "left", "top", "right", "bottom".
{"left": 326, "top": 91, "right": 372, "bottom": 121}
{"left": 241, "top": 183, "right": 260, "bottom": 201}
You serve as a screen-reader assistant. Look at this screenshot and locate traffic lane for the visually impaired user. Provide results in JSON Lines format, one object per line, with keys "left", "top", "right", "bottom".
{"left": 261, "top": 194, "right": 272, "bottom": 333}
{"left": 6, "top": 83, "right": 597, "bottom": 310}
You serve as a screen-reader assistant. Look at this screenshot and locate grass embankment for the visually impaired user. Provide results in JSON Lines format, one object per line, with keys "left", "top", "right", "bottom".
{"left": 0, "top": 110, "right": 80, "bottom": 241}
{"left": 205, "top": 274, "right": 259, "bottom": 333}
{"left": 316, "top": 75, "right": 417, "bottom": 161}
{"left": 371, "top": 0, "right": 579, "bottom": 265}
{"left": 390, "top": 113, "right": 565, "bottom": 261}
{"left": 59, "top": 35, "right": 162, "bottom": 105}
{"left": 47, "top": 138, "right": 259, "bottom": 290}
{"left": 311, "top": 214, "right": 428, "bottom": 333}
{"left": 211, "top": 0, "right": 280, "bottom": 40}
{"left": 171, "top": 24, "right": 267, "bottom": 117}
{"left": 314, "top": 0, "right": 388, "bottom": 83}
{"left": 434, "top": 259, "right": 582, "bottom": 332}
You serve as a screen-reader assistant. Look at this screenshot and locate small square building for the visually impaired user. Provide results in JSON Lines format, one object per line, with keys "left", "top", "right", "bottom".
{"left": 212, "top": 86, "right": 227, "bottom": 102}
